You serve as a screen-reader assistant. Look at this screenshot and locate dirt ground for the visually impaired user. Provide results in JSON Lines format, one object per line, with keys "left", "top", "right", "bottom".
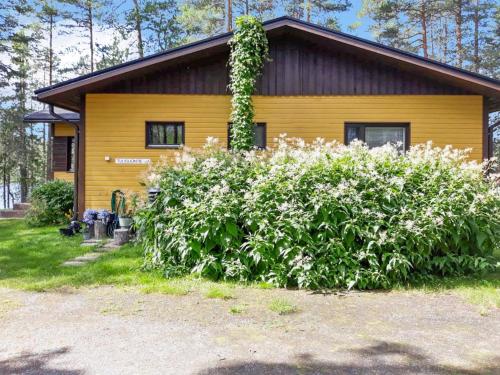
{"left": 0, "top": 286, "right": 499, "bottom": 375}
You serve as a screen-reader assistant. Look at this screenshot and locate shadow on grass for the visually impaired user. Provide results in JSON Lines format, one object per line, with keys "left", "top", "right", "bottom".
{"left": 198, "top": 341, "right": 500, "bottom": 375}
{"left": 0, "top": 347, "right": 83, "bottom": 375}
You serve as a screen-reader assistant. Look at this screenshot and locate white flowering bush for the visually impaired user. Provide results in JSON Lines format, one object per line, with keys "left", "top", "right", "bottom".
{"left": 135, "top": 137, "right": 500, "bottom": 289}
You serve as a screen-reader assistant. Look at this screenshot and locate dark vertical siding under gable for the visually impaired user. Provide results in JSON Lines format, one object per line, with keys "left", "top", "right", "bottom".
{"left": 97, "top": 34, "right": 472, "bottom": 96}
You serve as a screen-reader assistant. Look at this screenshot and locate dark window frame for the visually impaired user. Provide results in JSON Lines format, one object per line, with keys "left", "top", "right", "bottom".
{"left": 344, "top": 122, "right": 411, "bottom": 151}
{"left": 227, "top": 122, "right": 267, "bottom": 150}
{"left": 145, "top": 121, "right": 185, "bottom": 149}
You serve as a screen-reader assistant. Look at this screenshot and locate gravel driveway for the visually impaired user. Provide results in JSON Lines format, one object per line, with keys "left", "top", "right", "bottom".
{"left": 0, "top": 286, "right": 498, "bottom": 375}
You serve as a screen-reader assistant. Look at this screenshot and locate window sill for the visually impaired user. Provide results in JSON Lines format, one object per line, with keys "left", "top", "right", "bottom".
{"left": 146, "top": 145, "right": 183, "bottom": 150}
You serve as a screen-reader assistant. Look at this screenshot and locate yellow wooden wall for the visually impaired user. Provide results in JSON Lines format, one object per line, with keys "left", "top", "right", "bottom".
{"left": 85, "top": 94, "right": 483, "bottom": 209}
{"left": 53, "top": 123, "right": 75, "bottom": 182}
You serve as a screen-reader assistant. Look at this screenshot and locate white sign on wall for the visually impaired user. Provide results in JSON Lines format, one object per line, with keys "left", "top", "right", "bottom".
{"left": 115, "top": 158, "right": 151, "bottom": 165}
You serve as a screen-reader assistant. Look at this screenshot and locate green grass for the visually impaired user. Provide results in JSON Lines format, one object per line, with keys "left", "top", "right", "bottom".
{"left": 0, "top": 219, "right": 498, "bottom": 311}
{"left": 0, "top": 219, "right": 204, "bottom": 294}
{"left": 399, "top": 248, "right": 500, "bottom": 311}
{"left": 268, "top": 298, "right": 297, "bottom": 315}
{"left": 229, "top": 304, "right": 246, "bottom": 314}
{"left": 204, "top": 286, "right": 234, "bottom": 300}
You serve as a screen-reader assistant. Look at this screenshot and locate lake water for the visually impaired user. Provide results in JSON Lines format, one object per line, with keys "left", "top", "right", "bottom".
{"left": 0, "top": 183, "right": 20, "bottom": 209}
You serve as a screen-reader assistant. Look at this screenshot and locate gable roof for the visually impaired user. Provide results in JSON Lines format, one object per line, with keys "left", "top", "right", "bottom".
{"left": 34, "top": 16, "right": 500, "bottom": 112}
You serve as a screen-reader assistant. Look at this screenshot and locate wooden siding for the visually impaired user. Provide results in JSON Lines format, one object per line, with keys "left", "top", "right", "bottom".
{"left": 53, "top": 124, "right": 75, "bottom": 182}
{"left": 98, "top": 36, "right": 470, "bottom": 97}
{"left": 84, "top": 94, "right": 483, "bottom": 209}
{"left": 54, "top": 171, "right": 74, "bottom": 182}
{"left": 54, "top": 123, "right": 75, "bottom": 136}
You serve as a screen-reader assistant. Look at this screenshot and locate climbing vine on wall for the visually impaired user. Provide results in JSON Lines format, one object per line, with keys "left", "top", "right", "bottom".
{"left": 228, "top": 16, "right": 269, "bottom": 151}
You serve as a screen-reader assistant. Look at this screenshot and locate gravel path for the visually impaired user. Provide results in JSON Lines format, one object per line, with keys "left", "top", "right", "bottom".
{"left": 0, "top": 286, "right": 498, "bottom": 375}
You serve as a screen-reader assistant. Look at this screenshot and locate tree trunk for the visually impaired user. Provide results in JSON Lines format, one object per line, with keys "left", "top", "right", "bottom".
{"left": 113, "top": 228, "right": 130, "bottom": 245}
{"left": 430, "top": 16, "right": 435, "bottom": 58}
{"left": 473, "top": 0, "right": 480, "bottom": 72}
{"left": 7, "top": 174, "right": 11, "bottom": 208}
{"left": 94, "top": 221, "right": 107, "bottom": 240}
{"left": 18, "top": 119, "right": 28, "bottom": 202}
{"left": 306, "top": 0, "right": 311, "bottom": 22}
{"left": 227, "top": 0, "right": 232, "bottom": 31}
{"left": 454, "top": 0, "right": 463, "bottom": 68}
{"left": 49, "top": 13, "right": 54, "bottom": 85}
{"left": 421, "top": 1, "right": 428, "bottom": 58}
{"left": 132, "top": 0, "right": 144, "bottom": 58}
{"left": 2, "top": 162, "right": 6, "bottom": 209}
{"left": 245, "top": 0, "right": 249, "bottom": 15}
{"left": 19, "top": 166, "right": 28, "bottom": 202}
{"left": 443, "top": 21, "right": 448, "bottom": 63}
{"left": 88, "top": 3, "right": 94, "bottom": 72}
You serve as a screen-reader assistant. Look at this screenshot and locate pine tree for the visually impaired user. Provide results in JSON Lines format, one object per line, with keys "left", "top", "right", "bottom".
{"left": 96, "top": 36, "right": 130, "bottom": 70}
{"left": 481, "top": 2, "right": 499, "bottom": 78}
{"left": 446, "top": 0, "right": 465, "bottom": 68}
{"left": 283, "top": 0, "right": 304, "bottom": 19}
{"left": 144, "top": 0, "right": 185, "bottom": 51}
{"left": 180, "top": 0, "right": 226, "bottom": 38}
{"left": 464, "top": 0, "right": 493, "bottom": 73}
{"left": 131, "top": 0, "right": 145, "bottom": 57}
{"left": 242, "top": 0, "right": 275, "bottom": 19}
{"left": 59, "top": 0, "right": 111, "bottom": 73}
{"left": 0, "top": 1, "right": 34, "bottom": 205}
{"left": 360, "top": 0, "right": 417, "bottom": 52}
{"left": 0, "top": 0, "right": 31, "bottom": 85}
{"left": 10, "top": 30, "right": 34, "bottom": 201}
{"left": 306, "top": 0, "right": 351, "bottom": 27}
{"left": 119, "top": 0, "right": 184, "bottom": 56}
{"left": 282, "top": 0, "right": 350, "bottom": 27}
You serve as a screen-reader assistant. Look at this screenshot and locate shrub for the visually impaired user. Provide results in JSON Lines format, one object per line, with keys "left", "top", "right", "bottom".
{"left": 135, "top": 138, "right": 500, "bottom": 289}
{"left": 26, "top": 180, "right": 74, "bottom": 226}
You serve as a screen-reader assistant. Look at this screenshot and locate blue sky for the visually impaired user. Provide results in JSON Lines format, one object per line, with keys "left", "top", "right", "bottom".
{"left": 338, "top": 0, "right": 373, "bottom": 39}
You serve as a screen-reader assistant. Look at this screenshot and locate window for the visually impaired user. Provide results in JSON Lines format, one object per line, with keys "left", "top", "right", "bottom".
{"left": 227, "top": 123, "right": 266, "bottom": 149}
{"left": 146, "top": 122, "right": 184, "bottom": 148}
{"left": 67, "top": 137, "right": 75, "bottom": 172}
{"left": 53, "top": 136, "right": 75, "bottom": 173}
{"left": 345, "top": 123, "right": 410, "bottom": 151}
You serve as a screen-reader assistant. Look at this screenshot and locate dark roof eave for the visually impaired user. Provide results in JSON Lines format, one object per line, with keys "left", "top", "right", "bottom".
{"left": 23, "top": 109, "right": 80, "bottom": 123}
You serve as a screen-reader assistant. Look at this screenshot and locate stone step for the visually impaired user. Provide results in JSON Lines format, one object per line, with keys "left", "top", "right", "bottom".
{"left": 0, "top": 210, "right": 25, "bottom": 218}
{"left": 13, "top": 203, "right": 31, "bottom": 211}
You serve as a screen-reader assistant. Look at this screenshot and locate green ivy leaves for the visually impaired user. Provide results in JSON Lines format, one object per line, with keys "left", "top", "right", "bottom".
{"left": 228, "top": 16, "right": 269, "bottom": 151}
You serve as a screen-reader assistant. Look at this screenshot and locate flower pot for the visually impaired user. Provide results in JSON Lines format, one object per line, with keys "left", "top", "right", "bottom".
{"left": 83, "top": 231, "right": 92, "bottom": 241}
{"left": 119, "top": 217, "right": 133, "bottom": 228}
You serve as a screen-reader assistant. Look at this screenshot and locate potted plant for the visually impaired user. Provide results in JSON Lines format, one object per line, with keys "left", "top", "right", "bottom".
{"left": 97, "top": 209, "right": 111, "bottom": 224}
{"left": 82, "top": 209, "right": 97, "bottom": 240}
{"left": 118, "top": 211, "right": 133, "bottom": 228}
{"left": 115, "top": 191, "right": 138, "bottom": 229}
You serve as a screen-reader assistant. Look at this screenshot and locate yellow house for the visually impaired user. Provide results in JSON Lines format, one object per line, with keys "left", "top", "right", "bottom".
{"left": 26, "top": 17, "right": 500, "bottom": 215}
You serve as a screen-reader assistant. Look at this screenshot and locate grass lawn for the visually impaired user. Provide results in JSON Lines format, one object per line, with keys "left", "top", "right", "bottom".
{"left": 0, "top": 219, "right": 498, "bottom": 310}
{"left": 0, "top": 219, "right": 230, "bottom": 295}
